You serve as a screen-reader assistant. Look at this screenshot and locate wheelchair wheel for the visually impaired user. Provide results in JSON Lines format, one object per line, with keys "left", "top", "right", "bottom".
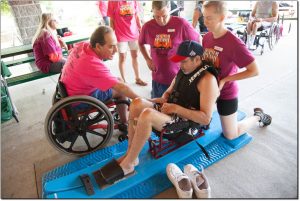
{"left": 52, "top": 87, "right": 61, "bottom": 105}
{"left": 45, "top": 95, "right": 114, "bottom": 155}
{"left": 288, "top": 22, "right": 291, "bottom": 33}
{"left": 268, "top": 24, "right": 279, "bottom": 50}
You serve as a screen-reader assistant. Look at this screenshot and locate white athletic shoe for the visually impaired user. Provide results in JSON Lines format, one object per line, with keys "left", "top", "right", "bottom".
{"left": 166, "top": 163, "right": 193, "bottom": 198}
{"left": 184, "top": 164, "right": 211, "bottom": 198}
{"left": 249, "top": 44, "right": 257, "bottom": 50}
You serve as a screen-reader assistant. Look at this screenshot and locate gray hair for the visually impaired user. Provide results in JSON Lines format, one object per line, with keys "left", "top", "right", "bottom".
{"left": 90, "top": 26, "right": 113, "bottom": 48}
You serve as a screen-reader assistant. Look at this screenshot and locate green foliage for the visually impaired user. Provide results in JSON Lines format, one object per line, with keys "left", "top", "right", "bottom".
{"left": 0, "top": 0, "right": 11, "bottom": 14}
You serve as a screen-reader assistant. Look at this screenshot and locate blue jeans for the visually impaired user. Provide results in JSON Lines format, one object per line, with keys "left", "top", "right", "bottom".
{"left": 151, "top": 80, "right": 169, "bottom": 98}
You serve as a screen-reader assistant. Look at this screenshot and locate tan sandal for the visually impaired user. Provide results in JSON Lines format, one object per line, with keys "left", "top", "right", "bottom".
{"left": 135, "top": 78, "right": 148, "bottom": 86}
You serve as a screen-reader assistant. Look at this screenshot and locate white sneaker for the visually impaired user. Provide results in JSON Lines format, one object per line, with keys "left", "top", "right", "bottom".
{"left": 249, "top": 44, "right": 257, "bottom": 50}
{"left": 246, "top": 35, "right": 251, "bottom": 48}
{"left": 184, "top": 164, "right": 211, "bottom": 198}
{"left": 166, "top": 163, "right": 193, "bottom": 198}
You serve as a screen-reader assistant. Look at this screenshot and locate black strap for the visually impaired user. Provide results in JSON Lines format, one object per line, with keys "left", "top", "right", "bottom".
{"left": 195, "top": 141, "right": 211, "bottom": 160}
{"left": 80, "top": 174, "right": 95, "bottom": 196}
{"left": 190, "top": 128, "right": 211, "bottom": 160}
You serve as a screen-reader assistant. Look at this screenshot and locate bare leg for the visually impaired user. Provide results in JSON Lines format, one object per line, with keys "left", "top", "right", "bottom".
{"left": 220, "top": 112, "right": 260, "bottom": 140}
{"left": 251, "top": 22, "right": 258, "bottom": 35}
{"left": 130, "top": 50, "right": 139, "bottom": 80}
{"left": 118, "top": 98, "right": 153, "bottom": 165}
{"left": 131, "top": 50, "right": 147, "bottom": 85}
{"left": 120, "top": 107, "right": 172, "bottom": 174}
{"left": 118, "top": 52, "right": 127, "bottom": 82}
{"left": 246, "top": 21, "right": 252, "bottom": 35}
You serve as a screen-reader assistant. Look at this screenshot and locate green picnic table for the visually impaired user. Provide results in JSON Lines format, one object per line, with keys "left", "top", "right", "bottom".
{"left": 1, "top": 34, "right": 89, "bottom": 59}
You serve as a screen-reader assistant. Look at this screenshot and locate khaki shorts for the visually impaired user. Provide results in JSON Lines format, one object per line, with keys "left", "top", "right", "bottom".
{"left": 117, "top": 40, "right": 139, "bottom": 53}
{"left": 256, "top": 21, "right": 272, "bottom": 29}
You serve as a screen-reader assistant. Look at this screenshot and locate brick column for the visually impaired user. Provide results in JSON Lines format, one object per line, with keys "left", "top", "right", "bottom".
{"left": 8, "top": 0, "right": 42, "bottom": 45}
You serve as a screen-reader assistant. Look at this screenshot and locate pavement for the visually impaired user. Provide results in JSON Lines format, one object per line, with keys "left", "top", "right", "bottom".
{"left": 1, "top": 20, "right": 298, "bottom": 198}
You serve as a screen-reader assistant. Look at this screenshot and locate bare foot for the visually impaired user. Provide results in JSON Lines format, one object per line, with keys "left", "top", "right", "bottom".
{"left": 119, "top": 161, "right": 135, "bottom": 175}
{"left": 118, "top": 155, "right": 139, "bottom": 166}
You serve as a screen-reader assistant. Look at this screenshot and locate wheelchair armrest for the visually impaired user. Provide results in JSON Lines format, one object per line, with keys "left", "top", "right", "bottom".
{"left": 113, "top": 99, "right": 130, "bottom": 106}
{"left": 57, "top": 81, "right": 68, "bottom": 98}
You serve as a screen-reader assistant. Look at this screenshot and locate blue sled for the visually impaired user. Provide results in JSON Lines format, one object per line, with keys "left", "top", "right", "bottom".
{"left": 42, "top": 111, "right": 252, "bottom": 198}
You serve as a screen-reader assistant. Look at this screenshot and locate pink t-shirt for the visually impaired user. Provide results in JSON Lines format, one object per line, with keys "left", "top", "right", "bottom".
{"left": 33, "top": 31, "right": 62, "bottom": 73}
{"left": 107, "top": 1, "right": 139, "bottom": 42}
{"left": 98, "top": 0, "right": 108, "bottom": 17}
{"left": 139, "top": 16, "right": 200, "bottom": 85}
{"left": 60, "top": 42, "right": 119, "bottom": 96}
{"left": 202, "top": 31, "right": 255, "bottom": 100}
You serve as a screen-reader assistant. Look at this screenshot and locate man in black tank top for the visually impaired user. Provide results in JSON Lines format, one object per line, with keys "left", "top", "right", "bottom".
{"left": 103, "top": 40, "right": 219, "bottom": 179}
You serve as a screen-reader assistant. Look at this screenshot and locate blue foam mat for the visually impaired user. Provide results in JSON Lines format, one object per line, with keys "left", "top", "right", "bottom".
{"left": 42, "top": 111, "right": 252, "bottom": 198}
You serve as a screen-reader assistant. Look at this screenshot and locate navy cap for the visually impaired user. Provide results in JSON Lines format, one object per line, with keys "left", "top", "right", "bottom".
{"left": 170, "top": 40, "right": 204, "bottom": 62}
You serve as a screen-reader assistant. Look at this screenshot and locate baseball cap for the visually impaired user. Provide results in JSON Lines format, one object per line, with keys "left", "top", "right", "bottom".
{"left": 170, "top": 40, "right": 204, "bottom": 63}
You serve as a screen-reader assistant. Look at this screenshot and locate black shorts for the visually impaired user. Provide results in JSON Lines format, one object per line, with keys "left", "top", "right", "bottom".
{"left": 217, "top": 98, "right": 238, "bottom": 116}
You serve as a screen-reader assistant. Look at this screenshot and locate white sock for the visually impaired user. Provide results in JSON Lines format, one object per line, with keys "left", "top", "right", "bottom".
{"left": 250, "top": 35, "right": 255, "bottom": 46}
{"left": 246, "top": 35, "right": 251, "bottom": 47}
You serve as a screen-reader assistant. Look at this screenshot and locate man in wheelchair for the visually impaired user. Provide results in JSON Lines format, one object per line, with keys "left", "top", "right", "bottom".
{"left": 60, "top": 26, "right": 141, "bottom": 131}
{"left": 246, "top": 1, "right": 278, "bottom": 50}
{"left": 95, "top": 40, "right": 219, "bottom": 185}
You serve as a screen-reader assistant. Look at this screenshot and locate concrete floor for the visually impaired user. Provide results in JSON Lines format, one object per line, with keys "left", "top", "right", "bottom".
{"left": 1, "top": 21, "right": 298, "bottom": 198}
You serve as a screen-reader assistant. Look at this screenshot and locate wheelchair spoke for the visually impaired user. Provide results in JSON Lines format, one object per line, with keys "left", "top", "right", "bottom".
{"left": 87, "top": 118, "right": 105, "bottom": 126}
{"left": 55, "top": 129, "right": 73, "bottom": 137}
{"left": 82, "top": 135, "right": 92, "bottom": 150}
{"left": 87, "top": 115, "right": 107, "bottom": 126}
{"left": 86, "top": 129, "right": 107, "bottom": 137}
{"left": 68, "top": 135, "right": 79, "bottom": 150}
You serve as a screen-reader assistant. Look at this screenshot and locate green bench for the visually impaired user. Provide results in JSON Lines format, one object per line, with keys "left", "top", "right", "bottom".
{"left": 1, "top": 50, "right": 69, "bottom": 86}
{"left": 4, "top": 56, "right": 35, "bottom": 67}
{"left": 1, "top": 60, "right": 59, "bottom": 87}
{"left": 3, "top": 49, "right": 68, "bottom": 67}
{"left": 6, "top": 71, "right": 59, "bottom": 87}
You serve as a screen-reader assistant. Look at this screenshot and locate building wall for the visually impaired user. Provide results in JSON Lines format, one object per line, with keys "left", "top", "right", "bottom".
{"left": 8, "top": 0, "right": 42, "bottom": 45}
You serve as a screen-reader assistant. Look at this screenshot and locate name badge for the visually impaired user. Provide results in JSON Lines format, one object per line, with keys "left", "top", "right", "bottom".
{"left": 214, "top": 46, "right": 223, "bottom": 52}
{"left": 167, "top": 29, "right": 175, "bottom": 32}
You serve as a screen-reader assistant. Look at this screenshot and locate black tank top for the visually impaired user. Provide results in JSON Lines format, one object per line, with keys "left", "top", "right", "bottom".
{"left": 167, "top": 65, "right": 204, "bottom": 110}
{"left": 167, "top": 62, "right": 218, "bottom": 110}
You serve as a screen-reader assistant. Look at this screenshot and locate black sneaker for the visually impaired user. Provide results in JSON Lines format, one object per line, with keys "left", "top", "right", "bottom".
{"left": 254, "top": 108, "right": 272, "bottom": 127}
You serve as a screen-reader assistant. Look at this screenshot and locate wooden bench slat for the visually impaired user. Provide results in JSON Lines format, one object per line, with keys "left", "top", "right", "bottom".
{"left": 5, "top": 57, "right": 35, "bottom": 67}
{"left": 7, "top": 71, "right": 59, "bottom": 87}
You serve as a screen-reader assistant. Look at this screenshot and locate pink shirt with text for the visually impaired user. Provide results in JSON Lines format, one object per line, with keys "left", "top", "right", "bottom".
{"left": 60, "top": 42, "right": 118, "bottom": 96}
{"left": 139, "top": 16, "right": 200, "bottom": 85}
{"left": 202, "top": 31, "right": 255, "bottom": 100}
{"left": 98, "top": 0, "right": 108, "bottom": 17}
{"left": 107, "top": 1, "right": 139, "bottom": 42}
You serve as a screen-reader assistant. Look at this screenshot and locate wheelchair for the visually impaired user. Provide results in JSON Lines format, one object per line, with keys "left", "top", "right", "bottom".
{"left": 237, "top": 22, "right": 281, "bottom": 55}
{"left": 44, "top": 81, "right": 129, "bottom": 155}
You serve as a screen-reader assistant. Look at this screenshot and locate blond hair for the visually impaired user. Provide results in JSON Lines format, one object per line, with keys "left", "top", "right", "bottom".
{"left": 203, "top": 1, "right": 228, "bottom": 16}
{"left": 32, "top": 13, "right": 59, "bottom": 46}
